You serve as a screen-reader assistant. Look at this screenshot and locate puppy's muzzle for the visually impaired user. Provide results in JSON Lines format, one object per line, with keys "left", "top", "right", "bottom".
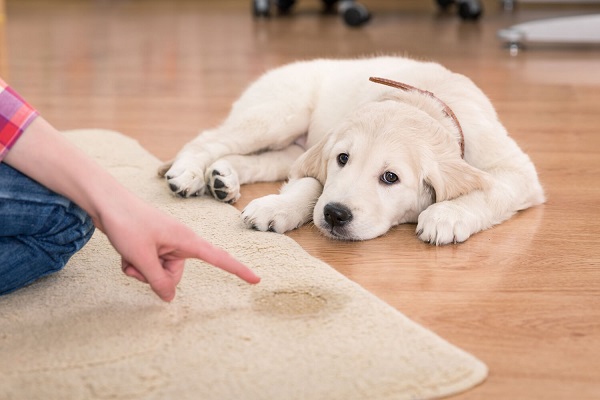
{"left": 324, "top": 203, "right": 353, "bottom": 228}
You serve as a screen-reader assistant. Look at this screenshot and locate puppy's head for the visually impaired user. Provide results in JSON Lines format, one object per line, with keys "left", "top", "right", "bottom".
{"left": 291, "top": 100, "right": 489, "bottom": 241}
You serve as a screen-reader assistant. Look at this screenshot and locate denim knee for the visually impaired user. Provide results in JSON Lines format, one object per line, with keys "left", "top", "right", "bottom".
{"left": 0, "top": 163, "right": 96, "bottom": 295}
{"left": 0, "top": 203, "right": 95, "bottom": 295}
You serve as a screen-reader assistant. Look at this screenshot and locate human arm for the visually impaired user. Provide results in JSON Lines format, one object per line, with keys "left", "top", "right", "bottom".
{"left": 3, "top": 116, "right": 260, "bottom": 301}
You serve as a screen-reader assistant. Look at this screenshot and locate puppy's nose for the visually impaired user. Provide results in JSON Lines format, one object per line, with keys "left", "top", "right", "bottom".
{"left": 324, "top": 203, "right": 353, "bottom": 228}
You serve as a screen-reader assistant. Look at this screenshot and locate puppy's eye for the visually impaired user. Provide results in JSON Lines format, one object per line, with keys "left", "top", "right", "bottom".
{"left": 381, "top": 171, "right": 399, "bottom": 184}
{"left": 337, "top": 153, "right": 349, "bottom": 166}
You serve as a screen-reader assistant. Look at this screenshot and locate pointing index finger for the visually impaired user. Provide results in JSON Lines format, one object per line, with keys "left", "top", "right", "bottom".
{"left": 187, "top": 238, "right": 261, "bottom": 284}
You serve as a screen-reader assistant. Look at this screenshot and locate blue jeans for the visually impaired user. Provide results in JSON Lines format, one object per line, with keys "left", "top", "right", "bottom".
{"left": 0, "top": 163, "right": 95, "bottom": 295}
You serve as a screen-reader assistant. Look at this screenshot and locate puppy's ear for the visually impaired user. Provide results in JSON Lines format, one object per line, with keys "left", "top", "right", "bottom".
{"left": 157, "top": 160, "right": 174, "bottom": 177}
{"left": 425, "top": 158, "right": 490, "bottom": 202}
{"left": 289, "top": 134, "right": 332, "bottom": 184}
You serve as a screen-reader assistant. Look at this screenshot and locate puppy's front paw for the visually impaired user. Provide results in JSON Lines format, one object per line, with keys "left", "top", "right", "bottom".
{"left": 163, "top": 160, "right": 206, "bottom": 198}
{"left": 241, "top": 195, "right": 309, "bottom": 234}
{"left": 416, "top": 202, "right": 477, "bottom": 245}
{"left": 206, "top": 160, "right": 241, "bottom": 204}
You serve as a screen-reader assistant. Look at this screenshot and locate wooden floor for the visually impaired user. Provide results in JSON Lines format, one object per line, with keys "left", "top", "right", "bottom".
{"left": 4, "top": 0, "right": 600, "bottom": 398}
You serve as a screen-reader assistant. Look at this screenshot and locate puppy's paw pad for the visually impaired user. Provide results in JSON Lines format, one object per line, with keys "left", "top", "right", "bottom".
{"left": 206, "top": 160, "right": 241, "bottom": 204}
{"left": 416, "top": 202, "right": 475, "bottom": 245}
{"left": 165, "top": 169, "right": 206, "bottom": 198}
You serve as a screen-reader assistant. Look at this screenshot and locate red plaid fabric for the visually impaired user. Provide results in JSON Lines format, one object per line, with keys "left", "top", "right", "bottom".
{"left": 0, "top": 79, "right": 39, "bottom": 162}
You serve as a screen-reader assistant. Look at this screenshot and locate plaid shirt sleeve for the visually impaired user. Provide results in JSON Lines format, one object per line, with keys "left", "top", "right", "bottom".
{"left": 0, "top": 79, "right": 39, "bottom": 162}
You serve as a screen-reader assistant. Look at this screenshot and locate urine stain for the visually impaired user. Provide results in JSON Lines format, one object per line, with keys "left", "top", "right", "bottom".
{"left": 252, "top": 288, "right": 332, "bottom": 318}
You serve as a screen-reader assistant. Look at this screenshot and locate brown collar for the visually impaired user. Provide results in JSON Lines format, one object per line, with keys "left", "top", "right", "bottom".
{"left": 369, "top": 77, "right": 465, "bottom": 159}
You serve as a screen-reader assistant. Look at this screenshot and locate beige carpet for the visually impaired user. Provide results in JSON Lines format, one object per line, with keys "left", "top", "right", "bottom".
{"left": 0, "top": 130, "right": 487, "bottom": 400}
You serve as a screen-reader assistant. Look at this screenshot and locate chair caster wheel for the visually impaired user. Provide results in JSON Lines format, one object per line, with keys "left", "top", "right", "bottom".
{"left": 458, "top": 0, "right": 482, "bottom": 20}
{"left": 340, "top": 2, "right": 370, "bottom": 27}
{"left": 322, "top": 0, "right": 338, "bottom": 13}
{"left": 253, "top": 0, "right": 270, "bottom": 17}
{"left": 434, "top": 0, "right": 482, "bottom": 21}
{"left": 276, "top": 0, "right": 296, "bottom": 14}
{"left": 436, "top": 0, "right": 455, "bottom": 10}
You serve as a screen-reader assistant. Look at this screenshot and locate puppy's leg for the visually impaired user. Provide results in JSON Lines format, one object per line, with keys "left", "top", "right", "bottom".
{"left": 241, "top": 177, "right": 323, "bottom": 233}
{"left": 206, "top": 144, "right": 304, "bottom": 204}
{"left": 160, "top": 62, "right": 322, "bottom": 198}
{"left": 161, "top": 99, "right": 313, "bottom": 198}
{"left": 416, "top": 166, "right": 545, "bottom": 245}
{"left": 159, "top": 132, "right": 219, "bottom": 198}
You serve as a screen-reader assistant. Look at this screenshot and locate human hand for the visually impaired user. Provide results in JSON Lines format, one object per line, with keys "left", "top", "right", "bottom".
{"left": 4, "top": 117, "right": 259, "bottom": 302}
{"left": 98, "top": 194, "right": 260, "bottom": 302}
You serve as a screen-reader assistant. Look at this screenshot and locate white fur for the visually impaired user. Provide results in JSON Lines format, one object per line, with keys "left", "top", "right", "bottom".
{"left": 159, "top": 56, "right": 545, "bottom": 244}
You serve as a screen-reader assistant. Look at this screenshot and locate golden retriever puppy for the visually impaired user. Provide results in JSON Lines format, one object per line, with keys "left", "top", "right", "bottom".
{"left": 159, "top": 56, "right": 545, "bottom": 244}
